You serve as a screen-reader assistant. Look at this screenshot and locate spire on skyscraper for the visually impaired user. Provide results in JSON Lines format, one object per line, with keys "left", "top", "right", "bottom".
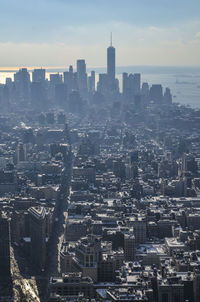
{"left": 107, "top": 33, "right": 116, "bottom": 82}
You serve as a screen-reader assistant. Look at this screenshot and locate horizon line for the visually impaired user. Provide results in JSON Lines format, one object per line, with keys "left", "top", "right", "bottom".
{"left": 0, "top": 64, "right": 200, "bottom": 72}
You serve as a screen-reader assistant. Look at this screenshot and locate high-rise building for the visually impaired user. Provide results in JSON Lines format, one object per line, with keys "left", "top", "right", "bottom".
{"left": 149, "top": 84, "right": 163, "bottom": 103}
{"left": 49, "top": 273, "right": 94, "bottom": 299}
{"left": 122, "top": 72, "right": 129, "bottom": 99}
{"left": 158, "top": 276, "right": 184, "bottom": 302}
{"left": 124, "top": 233, "right": 135, "bottom": 261}
{"left": 31, "top": 81, "right": 46, "bottom": 109}
{"left": 6, "top": 78, "right": 12, "bottom": 86}
{"left": 97, "top": 73, "right": 109, "bottom": 95}
{"left": 194, "top": 269, "right": 200, "bottom": 302}
{"left": 77, "top": 59, "right": 86, "bottom": 75}
{"left": 17, "top": 142, "right": 27, "bottom": 163}
{"left": 31, "top": 69, "right": 47, "bottom": 108}
{"left": 141, "top": 82, "right": 149, "bottom": 97}
{"left": 77, "top": 60, "right": 88, "bottom": 98}
{"left": 32, "top": 68, "right": 46, "bottom": 83}
{"left": 49, "top": 73, "right": 63, "bottom": 103}
{"left": 163, "top": 87, "right": 172, "bottom": 104}
{"left": 65, "top": 219, "right": 87, "bottom": 241}
{"left": 107, "top": 34, "right": 115, "bottom": 82}
{"left": 14, "top": 68, "right": 31, "bottom": 102}
{"left": 68, "top": 90, "right": 84, "bottom": 114}
{"left": 133, "top": 73, "right": 141, "bottom": 95}
{"left": 129, "top": 216, "right": 147, "bottom": 245}
{"left": 96, "top": 36, "right": 119, "bottom": 100}
{"left": 0, "top": 212, "right": 11, "bottom": 280}
{"left": 74, "top": 235, "right": 101, "bottom": 282}
{"left": 50, "top": 73, "right": 62, "bottom": 85}
{"left": 29, "top": 206, "right": 46, "bottom": 271}
{"left": 122, "top": 73, "right": 141, "bottom": 101}
{"left": 55, "top": 83, "right": 68, "bottom": 107}
{"left": 88, "top": 71, "right": 95, "bottom": 93}
{"left": 64, "top": 65, "right": 74, "bottom": 95}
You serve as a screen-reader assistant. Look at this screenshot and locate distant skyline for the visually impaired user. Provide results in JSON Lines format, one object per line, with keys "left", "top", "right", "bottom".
{"left": 0, "top": 0, "right": 200, "bottom": 67}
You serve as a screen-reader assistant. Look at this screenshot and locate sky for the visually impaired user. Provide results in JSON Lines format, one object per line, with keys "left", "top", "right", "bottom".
{"left": 0, "top": 0, "right": 200, "bottom": 68}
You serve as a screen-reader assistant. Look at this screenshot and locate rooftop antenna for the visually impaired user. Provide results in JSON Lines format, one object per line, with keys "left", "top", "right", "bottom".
{"left": 110, "top": 32, "right": 112, "bottom": 47}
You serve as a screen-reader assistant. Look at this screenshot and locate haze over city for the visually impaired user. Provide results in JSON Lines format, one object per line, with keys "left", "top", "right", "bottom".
{"left": 0, "top": 0, "right": 200, "bottom": 67}
{"left": 0, "top": 1, "right": 200, "bottom": 302}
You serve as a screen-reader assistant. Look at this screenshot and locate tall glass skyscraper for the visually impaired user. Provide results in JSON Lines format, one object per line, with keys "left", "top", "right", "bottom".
{"left": 107, "top": 35, "right": 115, "bottom": 82}
{"left": 77, "top": 59, "right": 88, "bottom": 97}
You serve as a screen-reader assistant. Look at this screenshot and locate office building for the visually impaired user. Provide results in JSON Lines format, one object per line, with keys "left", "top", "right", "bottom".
{"left": 17, "top": 142, "right": 27, "bottom": 163}
{"left": 88, "top": 71, "right": 95, "bottom": 93}
{"left": 0, "top": 212, "right": 11, "bottom": 279}
{"left": 149, "top": 84, "right": 163, "bottom": 103}
{"left": 14, "top": 68, "right": 31, "bottom": 102}
{"left": 49, "top": 273, "right": 94, "bottom": 299}
{"left": 50, "top": 73, "right": 62, "bottom": 85}
{"left": 123, "top": 73, "right": 141, "bottom": 101}
{"left": 163, "top": 87, "right": 172, "bottom": 104}
{"left": 32, "top": 68, "right": 46, "bottom": 83}
{"left": 124, "top": 233, "right": 135, "bottom": 261}
{"left": 29, "top": 206, "right": 46, "bottom": 271}
{"left": 31, "top": 81, "right": 46, "bottom": 109}
{"left": 129, "top": 216, "right": 147, "bottom": 245}
{"left": 107, "top": 35, "right": 115, "bottom": 83}
{"left": 64, "top": 65, "right": 78, "bottom": 95}
{"left": 77, "top": 59, "right": 88, "bottom": 98}
{"left": 74, "top": 235, "right": 101, "bottom": 281}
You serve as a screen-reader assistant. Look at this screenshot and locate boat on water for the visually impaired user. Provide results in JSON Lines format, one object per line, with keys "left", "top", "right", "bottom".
{"left": 176, "top": 79, "right": 193, "bottom": 85}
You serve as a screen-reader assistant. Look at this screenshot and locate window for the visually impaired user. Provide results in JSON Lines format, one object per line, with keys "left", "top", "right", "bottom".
{"left": 173, "top": 293, "right": 181, "bottom": 302}
{"left": 162, "top": 293, "right": 168, "bottom": 302}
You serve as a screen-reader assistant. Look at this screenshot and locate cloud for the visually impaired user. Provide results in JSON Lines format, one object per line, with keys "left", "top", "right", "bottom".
{"left": 0, "top": 20, "right": 200, "bottom": 67}
{"left": 0, "top": 42, "right": 106, "bottom": 68}
{"left": 195, "top": 32, "right": 200, "bottom": 39}
{"left": 149, "top": 26, "right": 160, "bottom": 32}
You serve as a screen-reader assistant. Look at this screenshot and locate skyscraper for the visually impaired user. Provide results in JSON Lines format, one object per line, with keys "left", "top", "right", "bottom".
{"left": 29, "top": 206, "right": 46, "bottom": 271}
{"left": 88, "top": 71, "right": 95, "bottom": 93}
{"left": 17, "top": 142, "right": 27, "bottom": 163}
{"left": 149, "top": 84, "right": 163, "bottom": 103}
{"left": 107, "top": 33, "right": 115, "bottom": 83}
{"left": 122, "top": 72, "right": 129, "bottom": 99}
{"left": 32, "top": 68, "right": 46, "bottom": 83}
{"left": 0, "top": 212, "right": 11, "bottom": 280}
{"left": 64, "top": 65, "right": 74, "bottom": 95}
{"left": 122, "top": 73, "right": 141, "bottom": 101}
{"left": 133, "top": 73, "right": 141, "bottom": 95}
{"left": 124, "top": 233, "right": 135, "bottom": 261}
{"left": 14, "top": 68, "right": 31, "bottom": 102}
{"left": 77, "top": 59, "right": 88, "bottom": 98}
{"left": 77, "top": 59, "right": 86, "bottom": 75}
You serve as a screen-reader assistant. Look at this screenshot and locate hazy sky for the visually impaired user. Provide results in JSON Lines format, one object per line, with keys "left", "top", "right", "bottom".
{"left": 0, "top": 0, "right": 200, "bottom": 67}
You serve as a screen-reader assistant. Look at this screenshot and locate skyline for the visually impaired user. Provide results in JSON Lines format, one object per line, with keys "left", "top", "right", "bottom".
{"left": 0, "top": 0, "right": 200, "bottom": 67}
